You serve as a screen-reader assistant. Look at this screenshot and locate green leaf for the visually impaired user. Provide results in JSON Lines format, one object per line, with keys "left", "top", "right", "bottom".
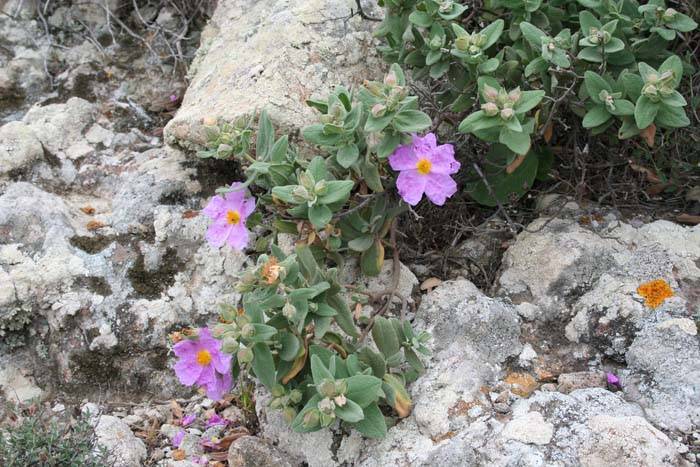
{"left": 377, "top": 132, "right": 401, "bottom": 159}
{"left": 318, "top": 180, "right": 355, "bottom": 205}
{"left": 524, "top": 56, "right": 548, "bottom": 77}
{"left": 408, "top": 10, "right": 432, "bottom": 28}
{"left": 348, "top": 235, "right": 375, "bottom": 252}
{"left": 354, "top": 403, "right": 387, "bottom": 438}
{"left": 326, "top": 294, "right": 360, "bottom": 338}
{"left": 365, "top": 114, "right": 393, "bottom": 133}
{"left": 426, "top": 49, "right": 442, "bottom": 66}
{"left": 477, "top": 58, "right": 500, "bottom": 74}
{"left": 361, "top": 239, "right": 384, "bottom": 276}
{"left": 659, "top": 55, "right": 683, "bottom": 88}
{"left": 337, "top": 144, "right": 360, "bottom": 168}
{"left": 519, "top": 22, "right": 548, "bottom": 47}
{"left": 311, "top": 354, "right": 334, "bottom": 385}
{"left": 513, "top": 90, "right": 545, "bottom": 114}
{"left": 272, "top": 185, "right": 298, "bottom": 204}
{"left": 429, "top": 61, "right": 450, "bottom": 79}
{"left": 579, "top": 10, "right": 602, "bottom": 34}
{"left": 655, "top": 104, "right": 690, "bottom": 128}
{"left": 256, "top": 110, "right": 274, "bottom": 159}
{"left": 634, "top": 95, "right": 659, "bottom": 129}
{"left": 662, "top": 90, "right": 687, "bottom": 108}
{"left": 309, "top": 204, "right": 332, "bottom": 229}
{"left": 303, "top": 124, "right": 342, "bottom": 146}
{"left": 609, "top": 99, "right": 635, "bottom": 116}
{"left": 603, "top": 37, "right": 625, "bottom": 53}
{"left": 637, "top": 62, "right": 657, "bottom": 83}
{"left": 392, "top": 110, "right": 432, "bottom": 133}
{"left": 335, "top": 398, "right": 365, "bottom": 423}
{"left": 577, "top": 47, "right": 602, "bottom": 62}
{"left": 584, "top": 71, "right": 612, "bottom": 103}
{"left": 667, "top": 13, "right": 698, "bottom": 33}
{"left": 252, "top": 343, "right": 276, "bottom": 389}
{"left": 467, "top": 145, "right": 539, "bottom": 207}
{"left": 458, "top": 111, "right": 501, "bottom": 133}
{"left": 481, "top": 19, "right": 505, "bottom": 50}
{"left": 499, "top": 127, "right": 531, "bottom": 155}
{"left": 404, "top": 347, "right": 425, "bottom": 374}
{"left": 371, "top": 317, "right": 401, "bottom": 359}
{"left": 269, "top": 135, "right": 289, "bottom": 163}
{"left": 345, "top": 375, "right": 383, "bottom": 408}
{"left": 357, "top": 347, "right": 386, "bottom": 378}
{"left": 279, "top": 332, "right": 301, "bottom": 361}
{"left": 582, "top": 105, "right": 612, "bottom": 128}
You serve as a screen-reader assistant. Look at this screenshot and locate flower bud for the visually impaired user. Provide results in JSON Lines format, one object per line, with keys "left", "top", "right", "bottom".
{"left": 642, "top": 83, "right": 658, "bottom": 98}
{"left": 269, "top": 397, "right": 284, "bottom": 409}
{"left": 289, "top": 389, "right": 303, "bottom": 404}
{"left": 548, "top": 42, "right": 556, "bottom": 51}
{"left": 500, "top": 108, "right": 515, "bottom": 120}
{"left": 589, "top": 28, "right": 600, "bottom": 44}
{"left": 371, "top": 103, "right": 387, "bottom": 118}
{"left": 317, "top": 397, "right": 336, "bottom": 415}
{"left": 455, "top": 35, "right": 470, "bottom": 51}
{"left": 292, "top": 185, "right": 312, "bottom": 203}
{"left": 314, "top": 180, "right": 328, "bottom": 196}
{"left": 475, "top": 34, "right": 487, "bottom": 47}
{"left": 271, "top": 384, "right": 286, "bottom": 398}
{"left": 302, "top": 409, "right": 320, "bottom": 428}
{"left": 662, "top": 8, "right": 676, "bottom": 21}
{"left": 282, "top": 302, "right": 296, "bottom": 319}
{"left": 658, "top": 85, "right": 673, "bottom": 97}
{"left": 601, "top": 30, "right": 611, "bottom": 44}
{"left": 402, "top": 25, "right": 415, "bottom": 43}
{"left": 429, "top": 36, "right": 443, "bottom": 50}
{"left": 508, "top": 87, "right": 522, "bottom": 103}
{"left": 319, "top": 379, "right": 336, "bottom": 398}
{"left": 216, "top": 144, "right": 233, "bottom": 157}
{"left": 438, "top": 0, "right": 453, "bottom": 13}
{"left": 222, "top": 337, "right": 239, "bottom": 354}
{"left": 384, "top": 71, "right": 397, "bottom": 86}
{"left": 483, "top": 84, "right": 499, "bottom": 103}
{"left": 237, "top": 347, "right": 253, "bottom": 364}
{"left": 241, "top": 323, "right": 255, "bottom": 338}
{"left": 333, "top": 394, "right": 347, "bottom": 407}
{"left": 319, "top": 411, "right": 335, "bottom": 427}
{"left": 481, "top": 102, "right": 499, "bottom": 116}
{"left": 283, "top": 407, "right": 297, "bottom": 423}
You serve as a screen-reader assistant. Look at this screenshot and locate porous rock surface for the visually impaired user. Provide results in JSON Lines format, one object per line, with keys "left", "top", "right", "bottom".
{"left": 164, "top": 0, "right": 384, "bottom": 150}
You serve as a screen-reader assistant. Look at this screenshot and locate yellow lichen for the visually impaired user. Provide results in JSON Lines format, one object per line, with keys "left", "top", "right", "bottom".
{"left": 637, "top": 279, "right": 674, "bottom": 308}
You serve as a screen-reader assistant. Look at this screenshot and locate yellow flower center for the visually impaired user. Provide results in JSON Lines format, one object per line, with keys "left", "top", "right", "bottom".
{"left": 196, "top": 349, "right": 212, "bottom": 366}
{"left": 637, "top": 279, "right": 674, "bottom": 308}
{"left": 416, "top": 158, "right": 432, "bottom": 175}
{"left": 226, "top": 210, "right": 241, "bottom": 225}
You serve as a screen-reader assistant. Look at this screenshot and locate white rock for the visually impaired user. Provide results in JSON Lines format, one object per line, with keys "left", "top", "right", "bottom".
{"left": 65, "top": 139, "right": 94, "bottom": 160}
{"left": 501, "top": 411, "right": 553, "bottom": 445}
{"left": 656, "top": 318, "right": 697, "bottom": 336}
{"left": 95, "top": 415, "right": 147, "bottom": 467}
{"left": 0, "top": 121, "right": 43, "bottom": 175}
{"left": 85, "top": 123, "right": 114, "bottom": 146}
{"left": 0, "top": 358, "right": 43, "bottom": 403}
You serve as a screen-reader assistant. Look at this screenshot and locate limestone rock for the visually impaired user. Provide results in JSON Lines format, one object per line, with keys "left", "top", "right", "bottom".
{"left": 227, "top": 436, "right": 292, "bottom": 467}
{"left": 0, "top": 121, "right": 43, "bottom": 175}
{"left": 164, "top": 0, "right": 384, "bottom": 150}
{"left": 501, "top": 411, "right": 553, "bottom": 445}
{"left": 23, "top": 97, "right": 96, "bottom": 155}
{"left": 94, "top": 415, "right": 147, "bottom": 467}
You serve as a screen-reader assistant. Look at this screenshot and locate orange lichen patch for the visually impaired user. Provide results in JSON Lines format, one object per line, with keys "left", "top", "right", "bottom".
{"left": 182, "top": 210, "right": 199, "bottom": 219}
{"left": 261, "top": 256, "right": 282, "bottom": 284}
{"left": 637, "top": 279, "right": 674, "bottom": 308}
{"left": 171, "top": 449, "right": 186, "bottom": 461}
{"left": 86, "top": 220, "right": 105, "bottom": 230}
{"left": 80, "top": 205, "right": 96, "bottom": 215}
{"left": 431, "top": 431, "right": 456, "bottom": 443}
{"left": 448, "top": 399, "right": 478, "bottom": 417}
{"left": 505, "top": 372, "right": 539, "bottom": 397}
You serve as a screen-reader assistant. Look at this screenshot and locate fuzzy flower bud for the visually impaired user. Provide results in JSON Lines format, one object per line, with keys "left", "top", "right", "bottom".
{"left": 241, "top": 323, "right": 255, "bottom": 338}
{"left": 221, "top": 338, "right": 239, "bottom": 354}
{"left": 303, "top": 409, "right": 320, "bottom": 428}
{"left": 662, "top": 8, "right": 677, "bottom": 21}
{"left": 483, "top": 85, "right": 499, "bottom": 103}
{"left": 282, "top": 302, "right": 296, "bottom": 319}
{"left": 319, "top": 379, "right": 336, "bottom": 398}
{"left": 317, "top": 397, "right": 336, "bottom": 415}
{"left": 548, "top": 42, "right": 556, "bottom": 51}
{"left": 371, "top": 103, "right": 387, "bottom": 118}
{"left": 438, "top": 0, "right": 453, "bottom": 13}
{"left": 289, "top": 389, "right": 303, "bottom": 404}
{"left": 292, "top": 185, "right": 312, "bottom": 203}
{"left": 333, "top": 394, "right": 347, "bottom": 407}
{"left": 283, "top": 407, "right": 297, "bottom": 423}
{"left": 455, "top": 35, "right": 471, "bottom": 51}
{"left": 237, "top": 347, "right": 253, "bottom": 364}
{"left": 334, "top": 379, "right": 348, "bottom": 395}
{"left": 481, "top": 102, "right": 499, "bottom": 116}
{"left": 271, "top": 384, "right": 286, "bottom": 398}
{"left": 500, "top": 108, "right": 515, "bottom": 120}
{"left": 384, "top": 71, "right": 397, "bottom": 86}
{"left": 507, "top": 87, "right": 522, "bottom": 103}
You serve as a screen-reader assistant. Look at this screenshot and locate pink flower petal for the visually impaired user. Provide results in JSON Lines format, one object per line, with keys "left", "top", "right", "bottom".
{"left": 174, "top": 358, "right": 204, "bottom": 386}
{"left": 396, "top": 170, "right": 428, "bottom": 206}
{"left": 412, "top": 133, "right": 437, "bottom": 154}
{"left": 388, "top": 144, "right": 418, "bottom": 171}
{"left": 223, "top": 182, "right": 246, "bottom": 207}
{"left": 205, "top": 370, "right": 232, "bottom": 400}
{"left": 201, "top": 195, "right": 226, "bottom": 219}
{"left": 424, "top": 173, "right": 457, "bottom": 206}
{"left": 172, "top": 430, "right": 185, "bottom": 448}
{"left": 206, "top": 221, "right": 232, "bottom": 248}
{"left": 240, "top": 196, "right": 256, "bottom": 218}
{"left": 429, "top": 144, "right": 460, "bottom": 175}
{"left": 173, "top": 339, "right": 198, "bottom": 357}
{"left": 226, "top": 222, "right": 249, "bottom": 251}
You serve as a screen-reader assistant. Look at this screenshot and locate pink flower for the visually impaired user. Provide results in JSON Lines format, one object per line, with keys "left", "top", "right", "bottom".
{"left": 388, "top": 133, "right": 460, "bottom": 206}
{"left": 172, "top": 430, "right": 185, "bottom": 448}
{"left": 206, "top": 413, "right": 229, "bottom": 428}
{"left": 606, "top": 372, "right": 621, "bottom": 389}
{"left": 181, "top": 414, "right": 196, "bottom": 426}
{"left": 202, "top": 182, "right": 255, "bottom": 251}
{"left": 173, "top": 328, "right": 233, "bottom": 400}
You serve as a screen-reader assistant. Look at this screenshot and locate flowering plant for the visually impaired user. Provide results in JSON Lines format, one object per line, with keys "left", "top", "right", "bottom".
{"left": 173, "top": 65, "right": 446, "bottom": 438}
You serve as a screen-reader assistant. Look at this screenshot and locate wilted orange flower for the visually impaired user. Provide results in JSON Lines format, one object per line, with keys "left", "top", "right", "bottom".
{"left": 261, "top": 256, "right": 282, "bottom": 284}
{"left": 637, "top": 279, "right": 674, "bottom": 308}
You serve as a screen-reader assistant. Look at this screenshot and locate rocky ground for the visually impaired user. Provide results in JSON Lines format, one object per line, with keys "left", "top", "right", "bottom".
{"left": 1, "top": 1, "right": 699, "bottom": 466}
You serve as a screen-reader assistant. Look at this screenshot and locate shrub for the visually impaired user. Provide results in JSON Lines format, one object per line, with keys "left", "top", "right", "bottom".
{"left": 374, "top": 0, "right": 697, "bottom": 205}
